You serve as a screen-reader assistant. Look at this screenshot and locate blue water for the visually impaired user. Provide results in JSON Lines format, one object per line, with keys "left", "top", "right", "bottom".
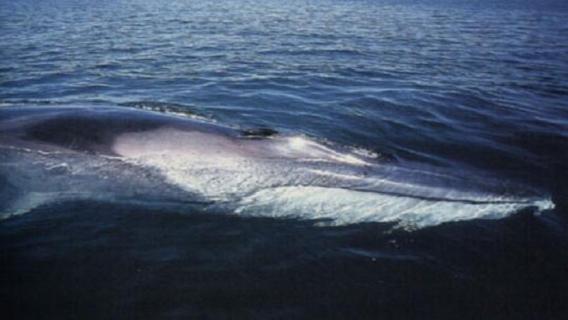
{"left": 1, "top": 0, "right": 568, "bottom": 319}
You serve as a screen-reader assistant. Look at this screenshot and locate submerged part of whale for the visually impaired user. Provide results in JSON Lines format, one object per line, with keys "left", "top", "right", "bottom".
{"left": 0, "top": 105, "right": 554, "bottom": 228}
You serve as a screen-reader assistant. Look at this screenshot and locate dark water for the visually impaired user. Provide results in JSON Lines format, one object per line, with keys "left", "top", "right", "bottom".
{"left": 1, "top": 0, "right": 568, "bottom": 319}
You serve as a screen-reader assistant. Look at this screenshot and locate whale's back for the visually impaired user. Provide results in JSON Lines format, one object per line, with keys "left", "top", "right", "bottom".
{"left": 0, "top": 105, "right": 555, "bottom": 228}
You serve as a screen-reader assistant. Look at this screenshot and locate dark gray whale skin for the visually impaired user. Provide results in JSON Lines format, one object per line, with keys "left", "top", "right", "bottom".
{"left": 0, "top": 105, "right": 238, "bottom": 156}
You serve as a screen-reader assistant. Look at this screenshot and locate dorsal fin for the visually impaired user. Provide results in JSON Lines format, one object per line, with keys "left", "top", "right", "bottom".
{"left": 240, "top": 128, "right": 279, "bottom": 139}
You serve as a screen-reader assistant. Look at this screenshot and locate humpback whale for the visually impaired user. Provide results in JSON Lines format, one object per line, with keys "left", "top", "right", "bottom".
{"left": 0, "top": 105, "right": 554, "bottom": 228}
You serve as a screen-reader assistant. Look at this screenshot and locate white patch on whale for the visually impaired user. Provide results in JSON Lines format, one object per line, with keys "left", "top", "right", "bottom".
{"left": 111, "top": 126, "right": 555, "bottom": 229}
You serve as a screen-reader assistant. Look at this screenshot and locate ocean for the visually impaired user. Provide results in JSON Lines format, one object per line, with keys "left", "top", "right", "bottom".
{"left": 1, "top": 0, "right": 567, "bottom": 319}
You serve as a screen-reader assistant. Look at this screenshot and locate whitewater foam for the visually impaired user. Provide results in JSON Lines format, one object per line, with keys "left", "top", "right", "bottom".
{"left": 234, "top": 186, "right": 555, "bottom": 228}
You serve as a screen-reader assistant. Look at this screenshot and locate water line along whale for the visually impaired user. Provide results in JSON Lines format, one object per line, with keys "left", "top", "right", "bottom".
{"left": 0, "top": 105, "right": 554, "bottom": 228}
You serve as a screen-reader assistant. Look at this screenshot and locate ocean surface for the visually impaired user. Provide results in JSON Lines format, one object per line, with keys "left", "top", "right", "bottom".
{"left": 1, "top": 0, "right": 568, "bottom": 319}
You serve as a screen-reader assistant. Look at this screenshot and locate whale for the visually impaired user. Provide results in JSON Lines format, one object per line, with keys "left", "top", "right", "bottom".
{"left": 0, "top": 105, "right": 554, "bottom": 228}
